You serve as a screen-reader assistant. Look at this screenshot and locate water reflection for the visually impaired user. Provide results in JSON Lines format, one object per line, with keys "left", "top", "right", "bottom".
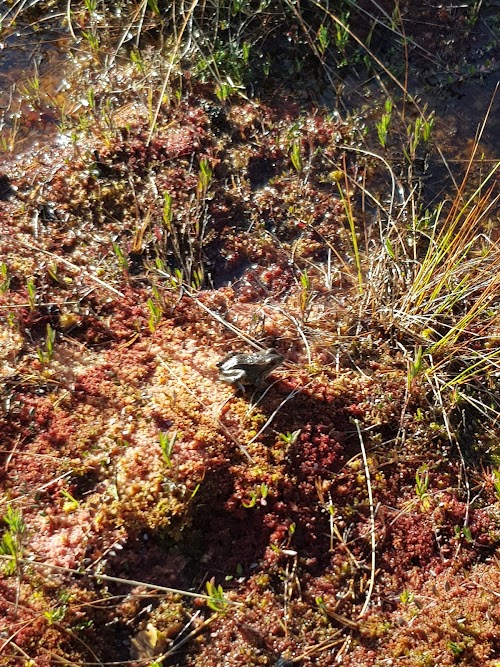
{"left": 0, "top": 8, "right": 70, "bottom": 151}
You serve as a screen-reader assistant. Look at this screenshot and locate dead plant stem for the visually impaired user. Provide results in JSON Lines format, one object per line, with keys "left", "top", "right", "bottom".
{"left": 355, "top": 419, "right": 376, "bottom": 618}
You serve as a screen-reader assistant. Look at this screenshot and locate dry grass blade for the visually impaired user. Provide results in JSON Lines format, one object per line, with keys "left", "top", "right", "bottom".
{"left": 0, "top": 555, "right": 241, "bottom": 606}
{"left": 355, "top": 420, "right": 376, "bottom": 619}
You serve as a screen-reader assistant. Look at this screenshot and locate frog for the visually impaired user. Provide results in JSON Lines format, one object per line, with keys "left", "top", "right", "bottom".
{"left": 216, "top": 348, "right": 284, "bottom": 389}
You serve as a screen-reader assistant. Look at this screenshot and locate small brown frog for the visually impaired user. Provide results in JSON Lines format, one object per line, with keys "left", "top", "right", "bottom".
{"left": 216, "top": 348, "right": 284, "bottom": 389}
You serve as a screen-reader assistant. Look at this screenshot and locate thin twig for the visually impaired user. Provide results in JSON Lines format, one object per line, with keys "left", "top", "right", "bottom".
{"left": 245, "top": 386, "right": 304, "bottom": 448}
{"left": 66, "top": 0, "right": 77, "bottom": 41}
{"left": 0, "top": 555, "right": 241, "bottom": 606}
{"left": 355, "top": 420, "right": 376, "bottom": 618}
{"left": 175, "top": 282, "right": 269, "bottom": 353}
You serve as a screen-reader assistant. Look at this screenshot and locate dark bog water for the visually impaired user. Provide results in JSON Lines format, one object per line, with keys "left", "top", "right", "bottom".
{"left": 0, "top": 0, "right": 497, "bottom": 203}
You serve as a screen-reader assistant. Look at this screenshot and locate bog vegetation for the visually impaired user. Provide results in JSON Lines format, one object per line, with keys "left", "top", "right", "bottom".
{"left": 0, "top": 0, "right": 499, "bottom": 665}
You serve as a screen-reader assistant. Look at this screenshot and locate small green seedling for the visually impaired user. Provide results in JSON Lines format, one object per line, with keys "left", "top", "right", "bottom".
{"left": 399, "top": 589, "right": 414, "bottom": 605}
{"left": 162, "top": 192, "right": 173, "bottom": 229}
{"left": 317, "top": 24, "right": 330, "bottom": 56}
{"left": 448, "top": 641, "right": 465, "bottom": 658}
{"left": 112, "top": 241, "right": 129, "bottom": 278}
{"left": 215, "top": 81, "right": 237, "bottom": 102}
{"left": 454, "top": 525, "right": 473, "bottom": 543}
{"left": 37, "top": 323, "right": 56, "bottom": 366}
{"left": 298, "top": 270, "right": 313, "bottom": 321}
{"left": 147, "top": 0, "right": 160, "bottom": 16}
{"left": 408, "top": 346, "right": 424, "bottom": 389}
{"left": 279, "top": 430, "right": 301, "bottom": 445}
{"left": 60, "top": 488, "right": 79, "bottom": 513}
{"left": 197, "top": 159, "right": 212, "bottom": 200}
{"left": 191, "top": 266, "right": 204, "bottom": 290}
{"left": 415, "top": 465, "right": 430, "bottom": 511}
{"left": 0, "top": 506, "right": 26, "bottom": 575}
{"left": 147, "top": 298, "right": 163, "bottom": 333}
{"left": 376, "top": 98, "right": 392, "bottom": 149}
{"left": 26, "top": 278, "right": 37, "bottom": 310}
{"left": 290, "top": 139, "right": 303, "bottom": 174}
{"left": 242, "top": 483, "right": 269, "bottom": 508}
{"left": 0, "top": 263, "right": 10, "bottom": 292}
{"left": 205, "top": 578, "right": 229, "bottom": 613}
{"left": 159, "top": 431, "right": 177, "bottom": 468}
{"left": 334, "top": 11, "right": 350, "bottom": 64}
{"left": 492, "top": 469, "right": 500, "bottom": 501}
{"left": 44, "top": 605, "right": 67, "bottom": 624}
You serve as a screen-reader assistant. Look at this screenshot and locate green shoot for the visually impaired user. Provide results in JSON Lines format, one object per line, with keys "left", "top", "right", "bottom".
{"left": 205, "top": 578, "right": 229, "bottom": 613}
{"left": 19, "top": 75, "right": 41, "bottom": 104}
{"left": 492, "top": 469, "right": 500, "bottom": 502}
{"left": 385, "top": 237, "right": 395, "bottom": 259}
{"left": 448, "top": 642, "right": 465, "bottom": 658}
{"left": 242, "top": 483, "right": 269, "bottom": 508}
{"left": 405, "top": 110, "right": 434, "bottom": 162}
{"left": 242, "top": 42, "right": 250, "bottom": 63}
{"left": 290, "top": 139, "right": 303, "bottom": 174}
{"left": 298, "top": 270, "right": 313, "bottom": 321}
{"left": 43, "top": 605, "right": 68, "bottom": 625}
{"left": 454, "top": 525, "right": 473, "bottom": 543}
{"left": 162, "top": 192, "right": 173, "bottom": 229}
{"left": 81, "top": 30, "right": 100, "bottom": 54}
{"left": 191, "top": 266, "right": 204, "bottom": 291}
{"left": 399, "top": 590, "right": 414, "bottom": 605}
{"left": 316, "top": 595, "right": 328, "bottom": 616}
{"left": 47, "top": 263, "right": 61, "bottom": 284}
{"left": 334, "top": 11, "right": 350, "bottom": 64}
{"left": 26, "top": 278, "right": 37, "bottom": 310}
{"left": 147, "top": 0, "right": 160, "bottom": 16}
{"left": 167, "top": 268, "right": 184, "bottom": 290}
{"left": 0, "top": 263, "right": 10, "bottom": 292}
{"left": 376, "top": 98, "right": 392, "bottom": 148}
{"left": 317, "top": 24, "right": 330, "bottom": 56}
{"left": 147, "top": 297, "right": 163, "bottom": 333}
{"left": 279, "top": 430, "right": 301, "bottom": 445}
{"left": 112, "top": 241, "right": 129, "bottom": 278}
{"left": 197, "top": 159, "right": 212, "bottom": 200}
{"left": 130, "top": 47, "right": 145, "bottom": 74}
{"left": 215, "top": 81, "right": 237, "bottom": 102}
{"left": 86, "top": 87, "right": 96, "bottom": 113}
{"left": 159, "top": 431, "right": 177, "bottom": 468}
{"left": 462, "top": 526, "right": 473, "bottom": 543}
{"left": 37, "top": 323, "right": 56, "bottom": 366}
{"left": 415, "top": 466, "right": 430, "bottom": 511}
{"left": 44, "top": 605, "right": 67, "bottom": 624}
{"left": 0, "top": 506, "right": 26, "bottom": 575}
{"left": 407, "top": 346, "right": 424, "bottom": 389}
{"left": 336, "top": 181, "right": 363, "bottom": 294}
{"left": 60, "top": 488, "right": 79, "bottom": 513}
